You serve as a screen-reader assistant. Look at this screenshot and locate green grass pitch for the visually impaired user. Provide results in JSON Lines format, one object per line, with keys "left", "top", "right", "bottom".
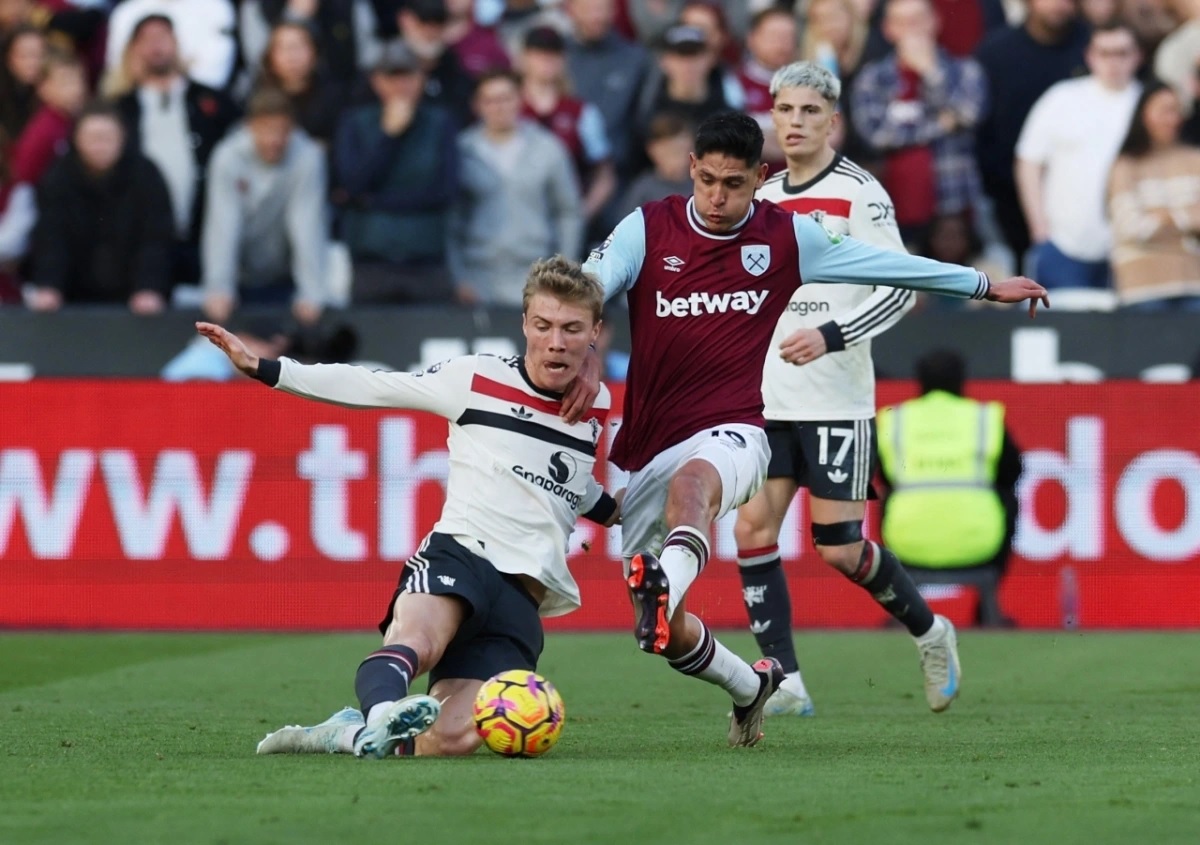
{"left": 1, "top": 631, "right": 1197, "bottom": 845}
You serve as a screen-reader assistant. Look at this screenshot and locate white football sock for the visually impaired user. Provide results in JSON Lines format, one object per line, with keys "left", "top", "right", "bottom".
{"left": 366, "top": 701, "right": 394, "bottom": 726}
{"left": 914, "top": 614, "right": 947, "bottom": 646}
{"left": 668, "top": 618, "right": 761, "bottom": 706}
{"left": 659, "top": 525, "right": 710, "bottom": 617}
{"left": 782, "top": 671, "right": 810, "bottom": 700}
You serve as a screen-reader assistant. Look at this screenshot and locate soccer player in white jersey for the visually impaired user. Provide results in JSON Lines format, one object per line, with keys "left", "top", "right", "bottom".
{"left": 584, "top": 111, "right": 1048, "bottom": 747}
{"left": 732, "top": 62, "right": 961, "bottom": 717}
{"left": 199, "top": 257, "right": 622, "bottom": 758}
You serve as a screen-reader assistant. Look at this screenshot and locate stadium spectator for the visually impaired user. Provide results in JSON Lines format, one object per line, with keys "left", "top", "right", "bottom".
{"left": 850, "top": 0, "right": 987, "bottom": 243}
{"left": 1155, "top": 0, "right": 1200, "bottom": 116}
{"left": 162, "top": 314, "right": 294, "bottom": 382}
{"left": 449, "top": 70, "right": 582, "bottom": 307}
{"left": 632, "top": 24, "right": 744, "bottom": 159}
{"left": 493, "top": 0, "right": 571, "bottom": 58}
{"left": 564, "top": 0, "right": 651, "bottom": 179}
{"left": 115, "top": 14, "right": 240, "bottom": 288}
{"left": 240, "top": 0, "right": 380, "bottom": 85}
{"left": 678, "top": 1, "right": 742, "bottom": 68}
{"left": 975, "top": 0, "right": 1088, "bottom": 272}
{"left": 1185, "top": 57, "right": 1200, "bottom": 144}
{"left": 1107, "top": 80, "right": 1200, "bottom": 310}
{"left": 615, "top": 110, "right": 693, "bottom": 217}
{"left": 737, "top": 7, "right": 798, "bottom": 171}
{"left": 394, "top": 0, "right": 475, "bottom": 127}
{"left": 334, "top": 40, "right": 457, "bottom": 304}
{"left": 1080, "top": 0, "right": 1121, "bottom": 26}
{"left": 201, "top": 87, "right": 330, "bottom": 327}
{"left": 0, "top": 25, "right": 45, "bottom": 141}
{"left": 444, "top": 0, "right": 511, "bottom": 77}
{"left": 518, "top": 26, "right": 615, "bottom": 228}
{"left": 105, "top": 0, "right": 238, "bottom": 92}
{"left": 255, "top": 21, "right": 347, "bottom": 146}
{"left": 27, "top": 102, "right": 174, "bottom": 312}
{"left": 797, "top": 0, "right": 871, "bottom": 160}
{"left": 1124, "top": 0, "right": 1179, "bottom": 59}
{"left": 1016, "top": 22, "right": 1141, "bottom": 289}
{"left": 876, "top": 349, "right": 1023, "bottom": 628}
{"left": 620, "top": 0, "right": 751, "bottom": 48}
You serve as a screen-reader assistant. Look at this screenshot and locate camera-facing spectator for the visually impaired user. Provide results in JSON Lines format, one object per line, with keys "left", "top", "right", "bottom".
{"left": 564, "top": 0, "right": 651, "bottom": 179}
{"left": 202, "top": 87, "right": 331, "bottom": 327}
{"left": 1155, "top": 0, "right": 1200, "bottom": 118}
{"left": 444, "top": 0, "right": 511, "bottom": 78}
{"left": 105, "top": 0, "right": 238, "bottom": 92}
{"left": 334, "top": 40, "right": 458, "bottom": 304}
{"left": 518, "top": 26, "right": 615, "bottom": 228}
{"left": 395, "top": 0, "right": 475, "bottom": 127}
{"left": 449, "top": 69, "right": 582, "bottom": 307}
{"left": 256, "top": 21, "right": 347, "bottom": 146}
{"left": 27, "top": 102, "right": 174, "bottom": 313}
{"left": 851, "top": 0, "right": 987, "bottom": 243}
{"left": 0, "top": 25, "right": 44, "bottom": 141}
{"left": 115, "top": 14, "right": 241, "bottom": 288}
{"left": 615, "top": 110, "right": 693, "bottom": 219}
{"left": 1107, "top": 80, "right": 1200, "bottom": 310}
{"left": 1016, "top": 22, "right": 1142, "bottom": 289}
{"left": 737, "top": 7, "right": 798, "bottom": 171}
{"left": 241, "top": 0, "right": 378, "bottom": 85}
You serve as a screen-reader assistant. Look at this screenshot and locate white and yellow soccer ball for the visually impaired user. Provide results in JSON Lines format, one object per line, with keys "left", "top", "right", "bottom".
{"left": 472, "top": 670, "right": 565, "bottom": 757}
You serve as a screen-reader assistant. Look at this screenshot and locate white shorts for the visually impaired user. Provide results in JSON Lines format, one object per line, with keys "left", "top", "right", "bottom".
{"left": 620, "top": 424, "right": 769, "bottom": 562}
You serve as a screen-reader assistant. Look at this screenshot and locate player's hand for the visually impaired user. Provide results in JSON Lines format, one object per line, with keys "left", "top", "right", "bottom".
{"left": 129, "top": 290, "right": 165, "bottom": 315}
{"left": 561, "top": 345, "right": 601, "bottom": 424}
{"left": 984, "top": 276, "right": 1051, "bottom": 318}
{"left": 196, "top": 321, "right": 260, "bottom": 376}
{"left": 779, "top": 327, "right": 829, "bottom": 366}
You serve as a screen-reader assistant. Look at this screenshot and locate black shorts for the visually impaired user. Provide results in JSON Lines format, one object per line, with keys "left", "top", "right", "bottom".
{"left": 765, "top": 419, "right": 877, "bottom": 501}
{"left": 378, "top": 533, "right": 544, "bottom": 688}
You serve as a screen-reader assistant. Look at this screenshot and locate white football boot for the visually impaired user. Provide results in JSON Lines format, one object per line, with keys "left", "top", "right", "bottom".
{"left": 764, "top": 673, "right": 815, "bottom": 717}
{"left": 256, "top": 706, "right": 364, "bottom": 755}
{"left": 353, "top": 694, "right": 441, "bottom": 759}
{"left": 916, "top": 615, "right": 961, "bottom": 712}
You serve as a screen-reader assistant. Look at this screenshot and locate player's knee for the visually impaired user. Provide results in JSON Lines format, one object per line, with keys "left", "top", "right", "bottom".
{"left": 811, "top": 520, "right": 865, "bottom": 575}
{"left": 422, "top": 723, "right": 481, "bottom": 757}
{"left": 665, "top": 464, "right": 719, "bottom": 523}
{"left": 733, "top": 515, "right": 774, "bottom": 554}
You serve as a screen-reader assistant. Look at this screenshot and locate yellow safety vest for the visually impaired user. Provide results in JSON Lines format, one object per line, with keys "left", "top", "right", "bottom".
{"left": 876, "top": 390, "right": 1006, "bottom": 568}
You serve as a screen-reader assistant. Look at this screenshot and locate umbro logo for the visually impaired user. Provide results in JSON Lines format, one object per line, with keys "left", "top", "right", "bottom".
{"left": 662, "top": 255, "right": 685, "bottom": 273}
{"left": 749, "top": 620, "right": 771, "bottom": 635}
{"left": 827, "top": 469, "right": 848, "bottom": 483}
{"left": 438, "top": 575, "right": 457, "bottom": 587}
{"left": 511, "top": 406, "right": 533, "bottom": 419}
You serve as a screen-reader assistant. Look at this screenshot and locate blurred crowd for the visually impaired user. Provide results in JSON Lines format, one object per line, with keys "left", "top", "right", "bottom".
{"left": 0, "top": 0, "right": 1198, "bottom": 321}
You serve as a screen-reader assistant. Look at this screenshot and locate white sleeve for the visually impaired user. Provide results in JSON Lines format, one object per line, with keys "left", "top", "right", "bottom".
{"left": 848, "top": 180, "right": 905, "bottom": 252}
{"left": 274, "top": 355, "right": 476, "bottom": 420}
{"left": 582, "top": 208, "right": 646, "bottom": 301}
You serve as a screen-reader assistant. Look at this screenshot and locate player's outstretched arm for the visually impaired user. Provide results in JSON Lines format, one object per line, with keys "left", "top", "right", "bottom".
{"left": 196, "top": 321, "right": 260, "bottom": 376}
{"left": 983, "top": 276, "right": 1051, "bottom": 318}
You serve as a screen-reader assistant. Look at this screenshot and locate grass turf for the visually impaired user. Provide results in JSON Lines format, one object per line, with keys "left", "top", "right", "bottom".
{"left": 1, "top": 631, "right": 1197, "bottom": 845}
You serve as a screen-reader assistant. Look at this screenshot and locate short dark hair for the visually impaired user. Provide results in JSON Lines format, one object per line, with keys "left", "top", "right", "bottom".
{"left": 131, "top": 13, "right": 174, "bottom": 41}
{"left": 1117, "top": 78, "right": 1172, "bottom": 159}
{"left": 473, "top": 68, "right": 520, "bottom": 96}
{"left": 646, "top": 110, "right": 692, "bottom": 142}
{"left": 916, "top": 349, "right": 966, "bottom": 395}
{"left": 246, "top": 86, "right": 295, "bottom": 120}
{"left": 693, "top": 111, "right": 763, "bottom": 167}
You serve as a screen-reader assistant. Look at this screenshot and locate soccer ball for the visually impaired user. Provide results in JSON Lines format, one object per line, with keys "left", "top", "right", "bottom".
{"left": 473, "top": 670, "right": 565, "bottom": 757}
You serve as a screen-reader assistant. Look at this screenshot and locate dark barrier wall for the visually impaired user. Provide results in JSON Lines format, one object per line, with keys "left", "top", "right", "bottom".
{"left": 2, "top": 380, "right": 1198, "bottom": 630}
{"left": 0, "top": 307, "right": 1197, "bottom": 379}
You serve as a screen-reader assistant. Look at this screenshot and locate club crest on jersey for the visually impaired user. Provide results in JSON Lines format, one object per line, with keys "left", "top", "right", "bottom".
{"left": 741, "top": 245, "right": 770, "bottom": 277}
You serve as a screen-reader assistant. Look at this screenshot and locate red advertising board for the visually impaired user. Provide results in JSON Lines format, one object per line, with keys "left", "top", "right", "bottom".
{"left": 2, "top": 381, "right": 1198, "bottom": 630}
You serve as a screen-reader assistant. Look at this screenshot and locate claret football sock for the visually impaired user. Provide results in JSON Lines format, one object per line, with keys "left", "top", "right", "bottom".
{"left": 849, "top": 541, "right": 934, "bottom": 637}
{"left": 355, "top": 644, "right": 420, "bottom": 718}
{"left": 660, "top": 526, "right": 710, "bottom": 617}
{"left": 736, "top": 546, "right": 799, "bottom": 675}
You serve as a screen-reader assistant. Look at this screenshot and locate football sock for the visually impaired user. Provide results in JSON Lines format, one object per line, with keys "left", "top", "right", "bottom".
{"left": 668, "top": 616, "right": 761, "bottom": 706}
{"left": 736, "top": 545, "right": 799, "bottom": 674}
{"left": 660, "top": 526, "right": 710, "bottom": 617}
{"left": 355, "top": 644, "right": 419, "bottom": 720}
{"left": 848, "top": 541, "right": 934, "bottom": 637}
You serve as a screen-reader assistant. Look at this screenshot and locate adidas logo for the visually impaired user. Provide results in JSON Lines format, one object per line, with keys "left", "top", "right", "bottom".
{"left": 749, "top": 620, "right": 771, "bottom": 635}
{"left": 511, "top": 406, "right": 533, "bottom": 419}
{"left": 827, "top": 469, "right": 848, "bottom": 483}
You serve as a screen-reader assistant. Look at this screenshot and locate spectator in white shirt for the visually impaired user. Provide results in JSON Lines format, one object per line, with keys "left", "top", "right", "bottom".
{"left": 105, "top": 0, "right": 238, "bottom": 92}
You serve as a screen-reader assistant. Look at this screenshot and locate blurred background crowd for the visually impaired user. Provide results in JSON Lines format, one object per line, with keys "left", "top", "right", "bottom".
{"left": 0, "top": 0, "right": 1197, "bottom": 324}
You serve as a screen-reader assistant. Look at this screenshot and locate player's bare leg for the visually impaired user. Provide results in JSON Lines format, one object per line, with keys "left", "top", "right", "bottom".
{"left": 414, "top": 678, "right": 486, "bottom": 757}
{"left": 811, "top": 495, "right": 961, "bottom": 712}
{"left": 734, "top": 479, "right": 813, "bottom": 716}
{"left": 628, "top": 458, "right": 783, "bottom": 745}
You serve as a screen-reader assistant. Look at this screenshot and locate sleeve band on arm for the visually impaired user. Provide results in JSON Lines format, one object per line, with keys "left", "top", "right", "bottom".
{"left": 583, "top": 492, "right": 618, "bottom": 525}
{"left": 253, "top": 358, "right": 281, "bottom": 387}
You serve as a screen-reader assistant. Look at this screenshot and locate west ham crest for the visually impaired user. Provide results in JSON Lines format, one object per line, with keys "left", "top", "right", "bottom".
{"left": 741, "top": 245, "right": 770, "bottom": 277}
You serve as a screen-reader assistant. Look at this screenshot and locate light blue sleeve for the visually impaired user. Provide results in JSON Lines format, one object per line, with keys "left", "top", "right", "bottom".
{"left": 578, "top": 103, "right": 611, "bottom": 163}
{"left": 793, "top": 214, "right": 989, "bottom": 299}
{"left": 583, "top": 208, "right": 646, "bottom": 301}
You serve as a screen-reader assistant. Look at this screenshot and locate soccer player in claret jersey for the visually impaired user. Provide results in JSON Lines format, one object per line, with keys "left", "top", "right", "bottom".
{"left": 733, "top": 62, "right": 960, "bottom": 718}
{"left": 583, "top": 111, "right": 1047, "bottom": 747}
{"left": 198, "top": 257, "right": 622, "bottom": 758}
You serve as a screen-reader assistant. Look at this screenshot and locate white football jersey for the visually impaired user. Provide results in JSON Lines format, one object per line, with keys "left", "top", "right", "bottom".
{"left": 275, "top": 354, "right": 611, "bottom": 617}
{"left": 758, "top": 155, "right": 912, "bottom": 421}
